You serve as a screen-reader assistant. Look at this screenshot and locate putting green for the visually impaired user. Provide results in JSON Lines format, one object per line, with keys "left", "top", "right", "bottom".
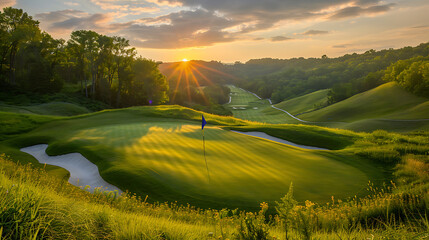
{"left": 16, "top": 109, "right": 373, "bottom": 210}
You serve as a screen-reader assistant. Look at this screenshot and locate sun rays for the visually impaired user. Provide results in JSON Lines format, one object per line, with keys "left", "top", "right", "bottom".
{"left": 164, "top": 60, "right": 238, "bottom": 103}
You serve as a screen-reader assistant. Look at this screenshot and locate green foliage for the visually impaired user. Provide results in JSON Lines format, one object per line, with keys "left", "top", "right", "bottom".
{"left": 0, "top": 8, "right": 169, "bottom": 109}
{"left": 384, "top": 57, "right": 429, "bottom": 96}
{"left": 275, "top": 183, "right": 297, "bottom": 240}
{"left": 204, "top": 84, "right": 231, "bottom": 105}
{"left": 120, "top": 58, "right": 169, "bottom": 106}
{"left": 236, "top": 212, "right": 269, "bottom": 240}
{"left": 233, "top": 43, "right": 429, "bottom": 104}
{"left": 327, "top": 70, "right": 385, "bottom": 104}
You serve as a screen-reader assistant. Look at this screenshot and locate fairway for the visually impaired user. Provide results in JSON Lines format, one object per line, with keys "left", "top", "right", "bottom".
{"left": 13, "top": 109, "right": 374, "bottom": 210}
{"left": 225, "top": 85, "right": 299, "bottom": 124}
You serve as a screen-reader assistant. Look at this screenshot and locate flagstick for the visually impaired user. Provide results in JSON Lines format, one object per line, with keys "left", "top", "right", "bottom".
{"left": 203, "top": 129, "right": 211, "bottom": 183}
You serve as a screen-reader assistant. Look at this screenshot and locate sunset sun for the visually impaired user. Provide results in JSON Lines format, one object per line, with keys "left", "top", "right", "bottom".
{"left": 182, "top": 58, "right": 188, "bottom": 62}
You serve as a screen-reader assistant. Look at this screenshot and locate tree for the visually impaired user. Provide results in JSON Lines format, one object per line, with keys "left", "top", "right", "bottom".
{"left": 68, "top": 30, "right": 96, "bottom": 97}
{"left": 112, "top": 36, "right": 136, "bottom": 106}
{"left": 0, "top": 7, "right": 40, "bottom": 85}
{"left": 130, "top": 58, "right": 169, "bottom": 105}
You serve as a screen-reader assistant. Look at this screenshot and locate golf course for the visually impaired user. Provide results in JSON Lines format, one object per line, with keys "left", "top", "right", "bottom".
{"left": 0, "top": 104, "right": 386, "bottom": 211}
{"left": 226, "top": 83, "right": 429, "bottom": 132}
{"left": 1, "top": 5, "right": 428, "bottom": 239}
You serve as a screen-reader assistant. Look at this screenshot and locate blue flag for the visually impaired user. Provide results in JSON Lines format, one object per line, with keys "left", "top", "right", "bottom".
{"left": 202, "top": 114, "right": 207, "bottom": 130}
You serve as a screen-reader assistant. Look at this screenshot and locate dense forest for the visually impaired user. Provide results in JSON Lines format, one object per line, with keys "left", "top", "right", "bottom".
{"left": 0, "top": 7, "right": 168, "bottom": 108}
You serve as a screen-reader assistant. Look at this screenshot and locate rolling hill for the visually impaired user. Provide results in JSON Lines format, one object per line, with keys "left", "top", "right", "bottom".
{"left": 271, "top": 89, "right": 329, "bottom": 116}
{"left": 299, "top": 82, "right": 429, "bottom": 122}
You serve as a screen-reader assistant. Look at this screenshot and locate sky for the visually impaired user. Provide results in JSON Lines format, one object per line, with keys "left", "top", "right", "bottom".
{"left": 2, "top": 0, "right": 429, "bottom": 63}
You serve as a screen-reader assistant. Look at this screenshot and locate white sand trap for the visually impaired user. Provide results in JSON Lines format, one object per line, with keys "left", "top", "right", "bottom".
{"left": 253, "top": 107, "right": 258, "bottom": 110}
{"left": 21, "top": 144, "right": 122, "bottom": 194}
{"left": 231, "top": 131, "right": 327, "bottom": 150}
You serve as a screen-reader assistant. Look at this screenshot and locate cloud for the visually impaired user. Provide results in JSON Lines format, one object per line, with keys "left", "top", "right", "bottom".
{"left": 301, "top": 30, "right": 329, "bottom": 36}
{"left": 34, "top": 0, "right": 396, "bottom": 49}
{"left": 90, "top": 0, "right": 161, "bottom": 16}
{"left": 271, "top": 36, "right": 292, "bottom": 42}
{"left": 329, "top": 3, "right": 394, "bottom": 19}
{"left": 35, "top": 10, "right": 122, "bottom": 37}
{"left": 332, "top": 44, "right": 352, "bottom": 48}
{"left": 37, "top": 8, "right": 237, "bottom": 49}
{"left": 412, "top": 25, "right": 429, "bottom": 29}
{"left": 123, "top": 9, "right": 237, "bottom": 48}
{"left": 154, "top": 0, "right": 395, "bottom": 30}
{"left": 0, "top": 0, "right": 16, "bottom": 8}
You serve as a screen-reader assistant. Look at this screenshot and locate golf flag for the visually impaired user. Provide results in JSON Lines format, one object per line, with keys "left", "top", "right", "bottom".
{"left": 202, "top": 114, "right": 207, "bottom": 130}
{"left": 201, "top": 114, "right": 210, "bottom": 183}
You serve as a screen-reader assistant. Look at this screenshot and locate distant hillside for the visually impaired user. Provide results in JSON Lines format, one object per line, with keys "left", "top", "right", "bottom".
{"left": 270, "top": 89, "right": 329, "bottom": 115}
{"left": 300, "top": 82, "right": 429, "bottom": 122}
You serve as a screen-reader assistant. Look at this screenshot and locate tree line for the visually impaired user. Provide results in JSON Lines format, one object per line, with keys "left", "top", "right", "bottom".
{"left": 383, "top": 56, "right": 429, "bottom": 96}
{"left": 0, "top": 7, "right": 168, "bottom": 107}
{"left": 226, "top": 43, "right": 429, "bottom": 104}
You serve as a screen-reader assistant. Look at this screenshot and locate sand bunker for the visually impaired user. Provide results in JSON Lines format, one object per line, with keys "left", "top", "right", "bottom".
{"left": 231, "top": 131, "right": 327, "bottom": 150}
{"left": 21, "top": 144, "right": 122, "bottom": 194}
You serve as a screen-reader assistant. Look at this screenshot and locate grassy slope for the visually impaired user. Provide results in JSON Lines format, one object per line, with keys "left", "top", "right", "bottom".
{"left": 0, "top": 105, "right": 385, "bottom": 211}
{"left": 0, "top": 102, "right": 91, "bottom": 116}
{"left": 271, "top": 89, "right": 329, "bottom": 115}
{"left": 225, "top": 85, "right": 299, "bottom": 124}
{"left": 300, "top": 82, "right": 429, "bottom": 122}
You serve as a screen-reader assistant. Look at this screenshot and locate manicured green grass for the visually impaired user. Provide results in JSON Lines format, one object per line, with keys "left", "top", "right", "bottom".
{"left": 4, "top": 107, "right": 377, "bottom": 211}
{"left": 225, "top": 85, "right": 299, "bottom": 124}
{"left": 0, "top": 102, "right": 91, "bottom": 116}
{"left": 270, "top": 89, "right": 329, "bottom": 115}
{"left": 300, "top": 82, "right": 429, "bottom": 122}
